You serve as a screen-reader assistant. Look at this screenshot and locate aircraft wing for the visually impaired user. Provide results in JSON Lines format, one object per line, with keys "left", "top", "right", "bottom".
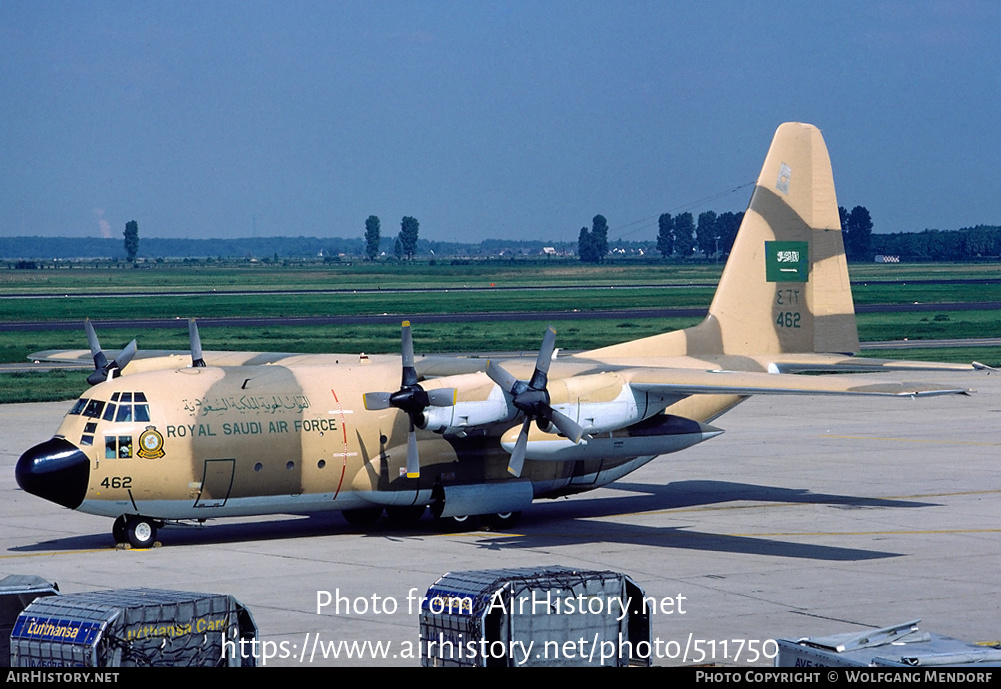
{"left": 29, "top": 348, "right": 182, "bottom": 364}
{"left": 627, "top": 367, "right": 972, "bottom": 398}
{"left": 27, "top": 346, "right": 290, "bottom": 362}
{"left": 761, "top": 352, "right": 978, "bottom": 374}
{"left": 27, "top": 348, "right": 403, "bottom": 367}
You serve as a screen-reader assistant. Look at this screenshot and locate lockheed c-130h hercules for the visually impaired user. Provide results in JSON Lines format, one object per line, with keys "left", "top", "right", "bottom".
{"left": 17, "top": 123, "right": 977, "bottom": 548}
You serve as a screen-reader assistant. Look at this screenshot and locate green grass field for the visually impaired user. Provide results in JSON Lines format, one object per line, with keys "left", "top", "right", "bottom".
{"left": 1, "top": 260, "right": 998, "bottom": 403}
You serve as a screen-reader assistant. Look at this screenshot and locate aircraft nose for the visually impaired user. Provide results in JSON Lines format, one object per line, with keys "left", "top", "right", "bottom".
{"left": 16, "top": 438, "right": 90, "bottom": 509}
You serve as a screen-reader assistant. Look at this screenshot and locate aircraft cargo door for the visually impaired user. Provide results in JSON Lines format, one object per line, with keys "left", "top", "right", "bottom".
{"left": 194, "top": 459, "right": 235, "bottom": 508}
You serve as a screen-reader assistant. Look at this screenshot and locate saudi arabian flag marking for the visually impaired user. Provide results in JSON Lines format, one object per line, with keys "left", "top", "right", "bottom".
{"left": 766, "top": 241, "right": 809, "bottom": 282}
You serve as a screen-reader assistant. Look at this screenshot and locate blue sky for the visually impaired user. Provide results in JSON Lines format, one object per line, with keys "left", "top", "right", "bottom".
{"left": 1, "top": 1, "right": 999, "bottom": 243}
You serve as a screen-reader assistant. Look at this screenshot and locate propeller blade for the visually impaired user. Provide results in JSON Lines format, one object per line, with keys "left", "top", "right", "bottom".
{"left": 547, "top": 408, "right": 586, "bottom": 444}
{"left": 426, "top": 388, "right": 456, "bottom": 407}
{"left": 113, "top": 340, "right": 138, "bottom": 371}
{"left": 189, "top": 319, "right": 205, "bottom": 367}
{"left": 84, "top": 319, "right": 108, "bottom": 371}
{"left": 529, "top": 325, "right": 557, "bottom": 389}
{"left": 406, "top": 426, "right": 420, "bottom": 478}
{"left": 485, "top": 360, "right": 520, "bottom": 394}
{"left": 400, "top": 321, "right": 418, "bottom": 387}
{"left": 507, "top": 418, "right": 532, "bottom": 477}
{"left": 363, "top": 392, "right": 393, "bottom": 410}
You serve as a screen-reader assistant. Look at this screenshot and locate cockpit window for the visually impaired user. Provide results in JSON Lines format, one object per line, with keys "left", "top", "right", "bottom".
{"left": 74, "top": 392, "right": 152, "bottom": 425}
{"left": 105, "top": 435, "right": 133, "bottom": 459}
{"left": 83, "top": 400, "right": 105, "bottom": 418}
{"left": 81, "top": 422, "right": 96, "bottom": 447}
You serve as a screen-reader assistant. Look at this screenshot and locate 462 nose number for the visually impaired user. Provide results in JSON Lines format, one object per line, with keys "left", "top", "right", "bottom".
{"left": 100, "top": 476, "right": 132, "bottom": 489}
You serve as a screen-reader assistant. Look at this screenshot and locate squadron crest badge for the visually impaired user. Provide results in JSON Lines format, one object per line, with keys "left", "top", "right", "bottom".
{"left": 137, "top": 426, "right": 165, "bottom": 459}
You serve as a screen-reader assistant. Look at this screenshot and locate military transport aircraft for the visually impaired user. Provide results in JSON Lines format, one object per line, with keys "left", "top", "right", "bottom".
{"left": 17, "top": 123, "right": 977, "bottom": 548}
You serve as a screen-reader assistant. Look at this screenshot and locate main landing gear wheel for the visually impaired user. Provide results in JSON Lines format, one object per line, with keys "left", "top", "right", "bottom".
{"left": 342, "top": 507, "right": 383, "bottom": 528}
{"left": 115, "top": 515, "right": 158, "bottom": 548}
{"left": 386, "top": 505, "right": 426, "bottom": 524}
{"left": 434, "top": 514, "right": 480, "bottom": 532}
{"left": 482, "top": 512, "right": 521, "bottom": 530}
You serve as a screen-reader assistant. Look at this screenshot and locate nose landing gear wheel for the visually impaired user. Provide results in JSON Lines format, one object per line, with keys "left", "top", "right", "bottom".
{"left": 114, "top": 515, "right": 158, "bottom": 548}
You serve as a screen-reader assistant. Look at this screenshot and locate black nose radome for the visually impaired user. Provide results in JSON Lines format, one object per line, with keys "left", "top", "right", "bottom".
{"left": 16, "top": 438, "right": 89, "bottom": 509}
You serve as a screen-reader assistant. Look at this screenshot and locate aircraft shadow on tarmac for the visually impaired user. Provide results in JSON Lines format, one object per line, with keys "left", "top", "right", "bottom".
{"left": 10, "top": 480, "right": 935, "bottom": 560}
{"left": 466, "top": 480, "right": 934, "bottom": 562}
{"left": 539, "top": 480, "right": 939, "bottom": 516}
{"left": 475, "top": 518, "right": 899, "bottom": 562}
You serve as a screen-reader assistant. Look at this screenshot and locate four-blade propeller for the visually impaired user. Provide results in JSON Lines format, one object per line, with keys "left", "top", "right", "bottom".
{"left": 84, "top": 319, "right": 137, "bottom": 386}
{"left": 486, "top": 325, "right": 585, "bottom": 477}
{"left": 363, "top": 321, "right": 456, "bottom": 478}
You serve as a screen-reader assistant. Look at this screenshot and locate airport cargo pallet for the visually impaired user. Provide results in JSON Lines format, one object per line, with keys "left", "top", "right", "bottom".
{"left": 776, "top": 619, "right": 1001, "bottom": 668}
{"left": 419, "top": 565, "right": 650, "bottom": 667}
{"left": 9, "top": 587, "right": 258, "bottom": 667}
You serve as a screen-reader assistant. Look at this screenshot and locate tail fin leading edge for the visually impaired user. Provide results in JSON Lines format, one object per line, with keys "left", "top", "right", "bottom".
{"left": 589, "top": 122, "right": 859, "bottom": 359}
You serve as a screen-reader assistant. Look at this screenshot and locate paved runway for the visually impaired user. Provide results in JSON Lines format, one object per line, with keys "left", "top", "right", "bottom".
{"left": 2, "top": 369, "right": 998, "bottom": 666}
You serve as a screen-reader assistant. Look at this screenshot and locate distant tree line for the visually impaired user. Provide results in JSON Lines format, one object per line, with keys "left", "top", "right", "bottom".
{"left": 5, "top": 203, "right": 1001, "bottom": 263}
{"left": 870, "top": 225, "right": 1001, "bottom": 261}
{"left": 654, "top": 211, "right": 744, "bottom": 260}
{"left": 579, "top": 203, "right": 910, "bottom": 264}
{"left": 582, "top": 210, "right": 746, "bottom": 262}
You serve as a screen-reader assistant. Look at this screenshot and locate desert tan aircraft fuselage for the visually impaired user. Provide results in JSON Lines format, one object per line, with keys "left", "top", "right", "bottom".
{"left": 24, "top": 353, "right": 734, "bottom": 543}
{"left": 16, "top": 123, "right": 975, "bottom": 548}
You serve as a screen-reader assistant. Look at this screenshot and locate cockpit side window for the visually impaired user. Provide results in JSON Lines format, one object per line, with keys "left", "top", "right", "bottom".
{"left": 83, "top": 400, "right": 105, "bottom": 418}
{"left": 69, "top": 398, "right": 89, "bottom": 415}
{"left": 105, "top": 435, "right": 133, "bottom": 459}
{"left": 81, "top": 422, "right": 96, "bottom": 447}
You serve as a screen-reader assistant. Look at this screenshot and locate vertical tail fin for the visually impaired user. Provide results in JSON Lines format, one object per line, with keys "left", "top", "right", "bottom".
{"left": 705, "top": 122, "right": 858, "bottom": 355}
{"left": 587, "top": 122, "right": 859, "bottom": 359}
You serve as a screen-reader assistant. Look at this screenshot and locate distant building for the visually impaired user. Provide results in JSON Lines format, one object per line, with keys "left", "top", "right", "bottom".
{"left": 875, "top": 255, "right": 900, "bottom": 263}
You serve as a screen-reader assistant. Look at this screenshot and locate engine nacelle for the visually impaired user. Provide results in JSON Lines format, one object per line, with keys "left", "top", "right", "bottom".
{"left": 501, "top": 414, "right": 723, "bottom": 462}
{"left": 419, "top": 383, "right": 515, "bottom": 434}
{"left": 548, "top": 380, "right": 680, "bottom": 434}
